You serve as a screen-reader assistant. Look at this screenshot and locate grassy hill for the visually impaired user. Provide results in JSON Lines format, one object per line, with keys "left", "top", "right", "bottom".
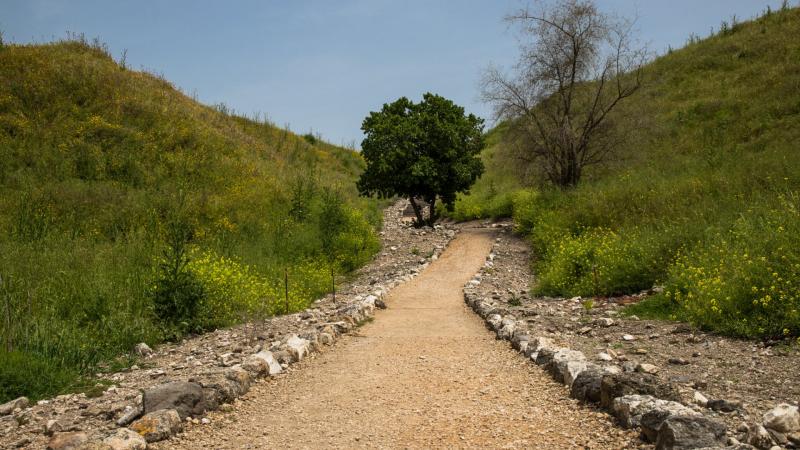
{"left": 451, "top": 6, "right": 800, "bottom": 339}
{"left": 0, "top": 37, "right": 382, "bottom": 402}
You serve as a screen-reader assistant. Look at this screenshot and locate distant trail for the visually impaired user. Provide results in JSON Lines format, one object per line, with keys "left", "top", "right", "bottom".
{"left": 159, "top": 228, "right": 637, "bottom": 449}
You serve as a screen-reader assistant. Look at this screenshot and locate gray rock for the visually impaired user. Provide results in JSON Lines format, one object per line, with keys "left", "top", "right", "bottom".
{"left": 103, "top": 428, "right": 147, "bottom": 450}
{"left": 129, "top": 409, "right": 182, "bottom": 443}
{"left": 225, "top": 366, "right": 252, "bottom": 396}
{"left": 0, "top": 397, "right": 29, "bottom": 416}
{"left": 143, "top": 381, "right": 205, "bottom": 420}
{"left": 600, "top": 372, "right": 681, "bottom": 409}
{"left": 570, "top": 367, "right": 604, "bottom": 403}
{"left": 597, "top": 352, "right": 613, "bottom": 362}
{"left": 763, "top": 403, "right": 800, "bottom": 433}
{"left": 655, "top": 415, "right": 728, "bottom": 450}
{"left": 46, "top": 432, "right": 89, "bottom": 450}
{"left": 708, "top": 399, "right": 742, "bottom": 413}
{"left": 525, "top": 336, "right": 555, "bottom": 360}
{"left": 549, "top": 348, "right": 589, "bottom": 386}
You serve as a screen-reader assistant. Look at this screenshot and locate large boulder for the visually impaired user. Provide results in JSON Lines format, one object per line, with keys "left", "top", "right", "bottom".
{"left": 571, "top": 366, "right": 604, "bottom": 403}
{"left": 143, "top": 381, "right": 205, "bottom": 420}
{"left": 0, "top": 396, "right": 29, "bottom": 416}
{"left": 654, "top": 415, "right": 727, "bottom": 450}
{"left": 130, "top": 409, "right": 182, "bottom": 443}
{"left": 763, "top": 403, "right": 800, "bottom": 433}
{"left": 600, "top": 372, "right": 680, "bottom": 409}
{"left": 103, "top": 428, "right": 147, "bottom": 450}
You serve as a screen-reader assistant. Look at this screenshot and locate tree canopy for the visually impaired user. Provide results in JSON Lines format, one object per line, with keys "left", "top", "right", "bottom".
{"left": 357, "top": 93, "right": 485, "bottom": 226}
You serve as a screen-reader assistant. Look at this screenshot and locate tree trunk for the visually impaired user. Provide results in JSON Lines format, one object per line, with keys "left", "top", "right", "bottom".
{"left": 428, "top": 197, "right": 437, "bottom": 226}
{"left": 408, "top": 197, "right": 425, "bottom": 227}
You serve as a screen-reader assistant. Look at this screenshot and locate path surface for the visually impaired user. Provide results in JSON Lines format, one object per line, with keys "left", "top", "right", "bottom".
{"left": 159, "top": 228, "right": 639, "bottom": 449}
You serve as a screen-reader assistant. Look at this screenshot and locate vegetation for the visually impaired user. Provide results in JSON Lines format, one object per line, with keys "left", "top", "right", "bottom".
{"left": 0, "top": 36, "right": 382, "bottom": 402}
{"left": 358, "top": 93, "right": 485, "bottom": 226}
{"left": 451, "top": 6, "right": 800, "bottom": 339}
{"left": 481, "top": 0, "right": 646, "bottom": 187}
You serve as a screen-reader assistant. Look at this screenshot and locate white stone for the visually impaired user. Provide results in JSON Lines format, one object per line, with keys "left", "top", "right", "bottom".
{"left": 636, "top": 363, "right": 659, "bottom": 374}
{"left": 597, "top": 352, "right": 613, "bottom": 362}
{"left": 622, "top": 334, "right": 636, "bottom": 341}
{"left": 286, "top": 335, "right": 311, "bottom": 361}
{"left": 693, "top": 391, "right": 709, "bottom": 407}
{"left": 763, "top": 403, "right": 800, "bottom": 433}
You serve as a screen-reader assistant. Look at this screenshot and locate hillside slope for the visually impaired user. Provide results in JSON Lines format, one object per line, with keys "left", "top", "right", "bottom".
{"left": 0, "top": 38, "right": 381, "bottom": 401}
{"left": 452, "top": 7, "right": 800, "bottom": 339}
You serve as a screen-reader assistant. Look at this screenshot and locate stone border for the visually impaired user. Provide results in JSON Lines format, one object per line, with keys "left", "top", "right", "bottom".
{"left": 463, "top": 238, "right": 738, "bottom": 450}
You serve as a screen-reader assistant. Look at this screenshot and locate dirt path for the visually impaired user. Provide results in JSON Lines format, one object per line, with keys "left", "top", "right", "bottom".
{"left": 158, "top": 228, "right": 640, "bottom": 449}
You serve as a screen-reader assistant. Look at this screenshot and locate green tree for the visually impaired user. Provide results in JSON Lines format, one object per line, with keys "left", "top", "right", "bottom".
{"left": 318, "top": 188, "right": 348, "bottom": 302}
{"left": 357, "top": 93, "right": 485, "bottom": 226}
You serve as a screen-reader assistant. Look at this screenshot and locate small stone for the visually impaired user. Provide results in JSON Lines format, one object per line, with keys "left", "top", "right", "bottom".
{"left": 103, "top": 428, "right": 147, "bottom": 450}
{"left": 46, "top": 432, "right": 88, "bottom": 450}
{"left": 636, "top": 363, "right": 659, "bottom": 374}
{"left": 597, "top": 352, "right": 613, "bottom": 362}
{"left": 763, "top": 403, "right": 800, "bottom": 433}
{"left": 692, "top": 391, "right": 709, "bottom": 407}
{"left": 707, "top": 398, "right": 741, "bottom": 413}
{"left": 201, "top": 418, "right": 211, "bottom": 424}
{"left": 594, "top": 318, "right": 615, "bottom": 327}
{"left": 44, "top": 419, "right": 65, "bottom": 436}
{"left": 622, "top": 334, "right": 636, "bottom": 341}
{"left": 133, "top": 343, "right": 153, "bottom": 357}
{"left": 634, "top": 348, "right": 648, "bottom": 355}
{"left": 668, "top": 357, "right": 690, "bottom": 365}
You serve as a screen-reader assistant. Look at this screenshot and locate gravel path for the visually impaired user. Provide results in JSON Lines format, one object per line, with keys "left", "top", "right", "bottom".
{"left": 157, "top": 227, "right": 640, "bottom": 449}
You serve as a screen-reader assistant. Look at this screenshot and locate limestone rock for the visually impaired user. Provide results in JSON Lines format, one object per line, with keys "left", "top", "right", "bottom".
{"left": 600, "top": 372, "right": 680, "bottom": 409}
{"left": 143, "top": 381, "right": 205, "bottom": 420}
{"left": 245, "top": 351, "right": 282, "bottom": 376}
{"left": 46, "top": 432, "right": 88, "bottom": 450}
{"left": 763, "top": 403, "right": 800, "bottom": 433}
{"left": 654, "top": 415, "right": 728, "bottom": 450}
{"left": 525, "top": 336, "right": 555, "bottom": 360}
{"left": 286, "top": 335, "right": 311, "bottom": 361}
{"left": 103, "top": 428, "right": 147, "bottom": 450}
{"left": 612, "top": 394, "right": 698, "bottom": 429}
{"left": 550, "top": 348, "right": 589, "bottom": 386}
{"left": 130, "top": 409, "right": 182, "bottom": 443}
{"left": 133, "top": 343, "right": 152, "bottom": 358}
{"left": 0, "top": 397, "right": 29, "bottom": 416}
{"left": 636, "top": 363, "right": 659, "bottom": 374}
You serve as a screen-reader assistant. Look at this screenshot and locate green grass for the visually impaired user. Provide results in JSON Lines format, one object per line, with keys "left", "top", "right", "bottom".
{"left": 450, "top": 6, "right": 800, "bottom": 339}
{"left": 0, "top": 36, "right": 384, "bottom": 401}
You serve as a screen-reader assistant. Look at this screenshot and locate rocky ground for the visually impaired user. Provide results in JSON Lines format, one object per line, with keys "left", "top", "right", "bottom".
{"left": 467, "top": 219, "right": 800, "bottom": 449}
{"left": 0, "top": 201, "right": 456, "bottom": 450}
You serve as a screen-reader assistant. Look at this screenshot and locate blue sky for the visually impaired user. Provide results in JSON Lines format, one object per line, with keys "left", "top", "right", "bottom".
{"left": 2, "top": 0, "right": 787, "bottom": 147}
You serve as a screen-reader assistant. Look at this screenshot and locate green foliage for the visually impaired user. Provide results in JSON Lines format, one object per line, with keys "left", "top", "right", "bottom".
{"left": 0, "top": 38, "right": 382, "bottom": 402}
{"left": 358, "top": 93, "right": 485, "bottom": 226}
{"left": 453, "top": 7, "right": 800, "bottom": 339}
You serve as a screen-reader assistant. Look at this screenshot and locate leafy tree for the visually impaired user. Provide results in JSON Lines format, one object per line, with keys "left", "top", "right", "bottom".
{"left": 357, "top": 93, "right": 485, "bottom": 226}
{"left": 481, "top": 0, "right": 646, "bottom": 188}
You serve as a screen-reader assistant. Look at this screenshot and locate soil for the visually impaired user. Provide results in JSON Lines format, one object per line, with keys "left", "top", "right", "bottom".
{"left": 154, "top": 227, "right": 641, "bottom": 449}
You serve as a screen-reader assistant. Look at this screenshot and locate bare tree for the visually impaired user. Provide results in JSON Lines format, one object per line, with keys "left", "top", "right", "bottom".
{"left": 481, "top": 0, "right": 647, "bottom": 187}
